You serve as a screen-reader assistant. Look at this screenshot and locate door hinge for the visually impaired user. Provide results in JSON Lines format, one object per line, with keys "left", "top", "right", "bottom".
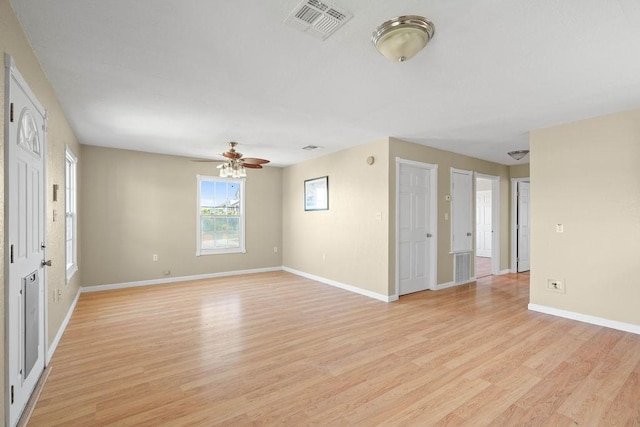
{"left": 10, "top": 244, "right": 14, "bottom": 263}
{"left": 10, "top": 103, "right": 14, "bottom": 122}
{"left": 516, "top": 257, "right": 519, "bottom": 262}
{"left": 11, "top": 385, "right": 14, "bottom": 404}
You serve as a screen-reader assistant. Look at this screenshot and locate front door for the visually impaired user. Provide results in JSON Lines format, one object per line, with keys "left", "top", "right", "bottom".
{"left": 517, "top": 181, "right": 530, "bottom": 272}
{"left": 398, "top": 162, "right": 435, "bottom": 295}
{"left": 5, "top": 55, "right": 47, "bottom": 426}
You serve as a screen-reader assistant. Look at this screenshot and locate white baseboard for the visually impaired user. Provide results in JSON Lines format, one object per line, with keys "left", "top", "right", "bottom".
{"left": 81, "top": 266, "right": 283, "bottom": 293}
{"left": 499, "top": 269, "right": 511, "bottom": 275}
{"left": 283, "top": 267, "right": 394, "bottom": 302}
{"left": 528, "top": 303, "right": 640, "bottom": 335}
{"left": 47, "top": 288, "right": 81, "bottom": 363}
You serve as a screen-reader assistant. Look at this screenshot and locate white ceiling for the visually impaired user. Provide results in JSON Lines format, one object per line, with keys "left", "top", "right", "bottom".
{"left": 10, "top": 0, "right": 640, "bottom": 166}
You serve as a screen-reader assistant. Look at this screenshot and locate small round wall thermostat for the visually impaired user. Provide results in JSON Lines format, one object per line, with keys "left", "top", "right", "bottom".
{"left": 366, "top": 156, "right": 375, "bottom": 165}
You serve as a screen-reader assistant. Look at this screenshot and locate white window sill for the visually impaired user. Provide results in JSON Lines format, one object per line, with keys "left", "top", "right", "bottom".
{"left": 196, "top": 248, "right": 246, "bottom": 256}
{"left": 66, "top": 264, "right": 78, "bottom": 284}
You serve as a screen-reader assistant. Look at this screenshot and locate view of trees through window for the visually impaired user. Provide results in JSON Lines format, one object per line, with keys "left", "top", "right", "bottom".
{"left": 199, "top": 179, "right": 242, "bottom": 251}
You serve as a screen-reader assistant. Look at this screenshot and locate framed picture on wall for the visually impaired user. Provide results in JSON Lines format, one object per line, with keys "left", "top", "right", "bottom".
{"left": 304, "top": 176, "right": 329, "bottom": 211}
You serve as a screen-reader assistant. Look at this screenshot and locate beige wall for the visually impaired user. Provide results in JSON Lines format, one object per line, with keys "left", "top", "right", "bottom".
{"left": 530, "top": 108, "right": 640, "bottom": 326}
{"left": 282, "top": 137, "right": 514, "bottom": 297}
{"left": 1, "top": 0, "right": 82, "bottom": 419}
{"left": 80, "top": 146, "right": 282, "bottom": 286}
{"left": 389, "top": 138, "right": 511, "bottom": 290}
{"left": 282, "top": 139, "right": 390, "bottom": 296}
{"left": 509, "top": 163, "right": 530, "bottom": 179}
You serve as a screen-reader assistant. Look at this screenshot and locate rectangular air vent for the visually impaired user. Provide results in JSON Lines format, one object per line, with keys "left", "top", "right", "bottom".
{"left": 302, "top": 145, "right": 321, "bottom": 151}
{"left": 285, "top": 0, "right": 353, "bottom": 40}
{"left": 454, "top": 252, "right": 472, "bottom": 283}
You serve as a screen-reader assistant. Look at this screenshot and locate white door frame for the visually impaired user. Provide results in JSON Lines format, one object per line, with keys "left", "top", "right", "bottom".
{"left": 4, "top": 54, "right": 49, "bottom": 427}
{"left": 511, "top": 177, "right": 530, "bottom": 273}
{"left": 395, "top": 158, "right": 438, "bottom": 297}
{"left": 475, "top": 173, "right": 500, "bottom": 275}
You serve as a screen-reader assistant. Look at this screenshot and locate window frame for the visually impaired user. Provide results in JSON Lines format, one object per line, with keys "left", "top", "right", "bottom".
{"left": 196, "top": 174, "right": 246, "bottom": 256}
{"left": 65, "top": 147, "right": 78, "bottom": 282}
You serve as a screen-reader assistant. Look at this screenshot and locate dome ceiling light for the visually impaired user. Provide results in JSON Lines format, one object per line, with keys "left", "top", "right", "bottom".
{"left": 371, "top": 15, "right": 435, "bottom": 63}
{"left": 508, "top": 150, "right": 530, "bottom": 161}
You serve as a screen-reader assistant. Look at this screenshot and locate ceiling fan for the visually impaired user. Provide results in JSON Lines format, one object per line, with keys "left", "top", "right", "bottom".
{"left": 193, "top": 141, "right": 270, "bottom": 178}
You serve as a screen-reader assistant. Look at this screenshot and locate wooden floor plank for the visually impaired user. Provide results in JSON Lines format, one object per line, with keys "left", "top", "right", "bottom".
{"left": 26, "top": 271, "right": 640, "bottom": 425}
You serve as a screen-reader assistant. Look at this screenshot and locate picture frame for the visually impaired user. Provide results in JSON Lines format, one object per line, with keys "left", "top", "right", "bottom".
{"left": 304, "top": 176, "right": 329, "bottom": 211}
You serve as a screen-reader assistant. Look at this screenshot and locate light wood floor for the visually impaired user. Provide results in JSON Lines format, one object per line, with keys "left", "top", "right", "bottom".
{"left": 475, "top": 257, "right": 492, "bottom": 278}
{"left": 29, "top": 272, "right": 640, "bottom": 426}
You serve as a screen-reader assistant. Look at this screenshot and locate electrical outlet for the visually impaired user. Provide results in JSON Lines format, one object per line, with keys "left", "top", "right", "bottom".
{"left": 273, "top": 246, "right": 278, "bottom": 253}
{"left": 152, "top": 254, "right": 158, "bottom": 261}
{"left": 547, "top": 279, "right": 565, "bottom": 293}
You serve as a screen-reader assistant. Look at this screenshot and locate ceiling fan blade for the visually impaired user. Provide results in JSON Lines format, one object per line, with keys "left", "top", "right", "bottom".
{"left": 222, "top": 152, "right": 242, "bottom": 159}
{"left": 242, "top": 157, "right": 270, "bottom": 165}
{"left": 243, "top": 163, "right": 263, "bottom": 169}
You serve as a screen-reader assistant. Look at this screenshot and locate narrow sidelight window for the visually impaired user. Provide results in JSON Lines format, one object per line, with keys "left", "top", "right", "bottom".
{"left": 65, "top": 147, "right": 78, "bottom": 281}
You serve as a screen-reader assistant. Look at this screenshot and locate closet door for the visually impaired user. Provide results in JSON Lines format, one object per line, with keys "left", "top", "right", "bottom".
{"left": 451, "top": 168, "right": 473, "bottom": 253}
{"left": 517, "top": 181, "right": 530, "bottom": 272}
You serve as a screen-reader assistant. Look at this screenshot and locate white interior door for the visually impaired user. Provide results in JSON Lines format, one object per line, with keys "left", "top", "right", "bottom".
{"left": 451, "top": 169, "right": 473, "bottom": 253}
{"left": 517, "top": 181, "right": 530, "bottom": 272}
{"left": 475, "top": 190, "right": 492, "bottom": 257}
{"left": 398, "top": 162, "right": 436, "bottom": 295}
{"left": 6, "top": 56, "right": 47, "bottom": 427}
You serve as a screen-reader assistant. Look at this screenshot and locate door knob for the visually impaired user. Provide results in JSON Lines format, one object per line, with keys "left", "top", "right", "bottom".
{"left": 41, "top": 259, "right": 52, "bottom": 267}
{"left": 466, "top": 232, "right": 472, "bottom": 236}
{"left": 426, "top": 233, "right": 433, "bottom": 238}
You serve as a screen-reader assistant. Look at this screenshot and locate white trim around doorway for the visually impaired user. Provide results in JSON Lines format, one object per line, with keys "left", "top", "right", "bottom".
{"left": 475, "top": 173, "right": 501, "bottom": 276}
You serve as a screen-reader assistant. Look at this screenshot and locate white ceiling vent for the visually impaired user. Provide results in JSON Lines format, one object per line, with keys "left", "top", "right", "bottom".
{"left": 285, "top": 0, "right": 353, "bottom": 40}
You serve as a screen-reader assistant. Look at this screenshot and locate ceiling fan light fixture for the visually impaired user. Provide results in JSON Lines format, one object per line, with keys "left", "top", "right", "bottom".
{"left": 372, "top": 15, "right": 435, "bottom": 63}
{"left": 508, "top": 150, "right": 529, "bottom": 160}
{"left": 212, "top": 142, "right": 270, "bottom": 179}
